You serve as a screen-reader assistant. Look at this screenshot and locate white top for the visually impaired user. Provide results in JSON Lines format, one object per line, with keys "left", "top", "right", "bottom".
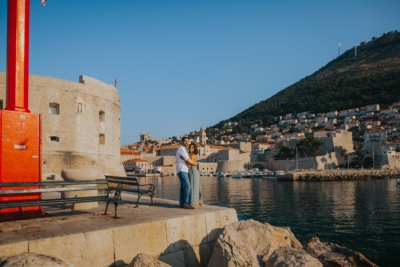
{"left": 176, "top": 145, "right": 190, "bottom": 173}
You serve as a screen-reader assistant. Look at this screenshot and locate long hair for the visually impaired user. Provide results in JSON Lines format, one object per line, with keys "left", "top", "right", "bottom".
{"left": 189, "top": 143, "right": 198, "bottom": 155}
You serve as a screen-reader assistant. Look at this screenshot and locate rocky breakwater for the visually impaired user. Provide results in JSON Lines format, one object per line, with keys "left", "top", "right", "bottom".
{"left": 1, "top": 220, "right": 378, "bottom": 267}
{"left": 289, "top": 169, "right": 400, "bottom": 181}
{"left": 207, "top": 219, "right": 377, "bottom": 267}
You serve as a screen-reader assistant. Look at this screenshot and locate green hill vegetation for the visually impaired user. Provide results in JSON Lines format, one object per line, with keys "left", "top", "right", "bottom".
{"left": 209, "top": 31, "right": 400, "bottom": 133}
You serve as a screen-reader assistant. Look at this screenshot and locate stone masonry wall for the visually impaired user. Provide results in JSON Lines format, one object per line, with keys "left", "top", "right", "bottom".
{"left": 0, "top": 73, "right": 125, "bottom": 180}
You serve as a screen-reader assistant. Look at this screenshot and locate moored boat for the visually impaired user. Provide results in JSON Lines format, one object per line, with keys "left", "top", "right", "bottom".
{"left": 242, "top": 171, "right": 252, "bottom": 178}
{"left": 231, "top": 173, "right": 241, "bottom": 178}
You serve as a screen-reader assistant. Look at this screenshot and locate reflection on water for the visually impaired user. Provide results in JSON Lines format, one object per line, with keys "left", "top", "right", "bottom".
{"left": 141, "top": 176, "right": 400, "bottom": 266}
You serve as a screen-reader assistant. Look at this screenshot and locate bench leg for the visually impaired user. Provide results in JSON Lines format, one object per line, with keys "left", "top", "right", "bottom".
{"left": 150, "top": 195, "right": 154, "bottom": 205}
{"left": 114, "top": 202, "right": 119, "bottom": 219}
{"left": 135, "top": 194, "right": 142, "bottom": 208}
{"left": 103, "top": 200, "right": 111, "bottom": 215}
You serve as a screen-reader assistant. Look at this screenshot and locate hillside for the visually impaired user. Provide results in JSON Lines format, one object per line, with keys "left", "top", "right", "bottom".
{"left": 210, "top": 31, "right": 400, "bottom": 132}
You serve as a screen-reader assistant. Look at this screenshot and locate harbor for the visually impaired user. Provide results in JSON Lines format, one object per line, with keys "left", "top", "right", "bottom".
{"left": 141, "top": 175, "right": 400, "bottom": 267}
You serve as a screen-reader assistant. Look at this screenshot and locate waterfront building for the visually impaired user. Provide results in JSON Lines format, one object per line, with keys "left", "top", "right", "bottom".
{"left": 364, "top": 128, "right": 387, "bottom": 149}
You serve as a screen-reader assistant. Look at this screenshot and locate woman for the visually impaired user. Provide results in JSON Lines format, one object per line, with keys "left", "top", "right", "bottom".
{"left": 187, "top": 143, "right": 203, "bottom": 208}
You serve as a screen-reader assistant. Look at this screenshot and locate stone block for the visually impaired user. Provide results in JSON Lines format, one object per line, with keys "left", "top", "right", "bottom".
{"left": 183, "top": 243, "right": 214, "bottom": 267}
{"left": 61, "top": 185, "right": 98, "bottom": 210}
{"left": 158, "top": 251, "right": 184, "bottom": 267}
{"left": 113, "top": 221, "right": 167, "bottom": 264}
{"left": 205, "top": 209, "right": 238, "bottom": 242}
{"left": 199, "top": 242, "right": 215, "bottom": 267}
{"left": 165, "top": 214, "right": 207, "bottom": 253}
{"left": 183, "top": 245, "right": 201, "bottom": 267}
{"left": 29, "top": 229, "right": 114, "bottom": 267}
{"left": 0, "top": 242, "right": 28, "bottom": 258}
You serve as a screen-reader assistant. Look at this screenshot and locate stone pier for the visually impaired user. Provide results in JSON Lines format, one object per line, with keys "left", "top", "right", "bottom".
{"left": 278, "top": 169, "right": 400, "bottom": 181}
{"left": 0, "top": 193, "right": 238, "bottom": 267}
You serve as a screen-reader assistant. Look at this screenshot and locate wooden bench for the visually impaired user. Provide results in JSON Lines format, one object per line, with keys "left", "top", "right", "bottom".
{"left": 105, "top": 175, "right": 155, "bottom": 209}
{"left": 0, "top": 176, "right": 155, "bottom": 219}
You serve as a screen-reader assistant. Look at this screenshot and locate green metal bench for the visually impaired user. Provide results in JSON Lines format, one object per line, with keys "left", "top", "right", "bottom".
{"left": 0, "top": 180, "right": 119, "bottom": 218}
{"left": 0, "top": 177, "right": 155, "bottom": 219}
{"left": 105, "top": 175, "right": 155, "bottom": 209}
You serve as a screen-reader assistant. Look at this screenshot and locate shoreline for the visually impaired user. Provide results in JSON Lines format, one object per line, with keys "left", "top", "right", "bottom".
{"left": 279, "top": 169, "right": 400, "bottom": 181}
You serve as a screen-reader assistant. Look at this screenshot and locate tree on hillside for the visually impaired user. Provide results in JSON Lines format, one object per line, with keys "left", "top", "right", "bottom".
{"left": 296, "top": 135, "right": 324, "bottom": 157}
{"left": 274, "top": 146, "right": 294, "bottom": 160}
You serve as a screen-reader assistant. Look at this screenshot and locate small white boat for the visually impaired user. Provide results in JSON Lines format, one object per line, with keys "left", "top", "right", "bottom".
{"left": 231, "top": 173, "right": 241, "bottom": 178}
{"left": 262, "top": 171, "right": 277, "bottom": 179}
{"left": 242, "top": 172, "right": 252, "bottom": 178}
{"left": 217, "top": 172, "right": 226, "bottom": 177}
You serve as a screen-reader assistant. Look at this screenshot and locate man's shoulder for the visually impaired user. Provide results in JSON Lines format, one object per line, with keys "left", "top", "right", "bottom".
{"left": 176, "top": 145, "right": 184, "bottom": 154}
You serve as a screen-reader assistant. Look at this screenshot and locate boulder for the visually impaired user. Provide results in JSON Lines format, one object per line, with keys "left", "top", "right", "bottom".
{"left": 208, "top": 219, "right": 302, "bottom": 266}
{"left": 0, "top": 253, "right": 73, "bottom": 267}
{"left": 208, "top": 223, "right": 262, "bottom": 267}
{"left": 305, "top": 237, "right": 378, "bottom": 267}
{"left": 129, "top": 254, "right": 171, "bottom": 267}
{"left": 265, "top": 246, "right": 322, "bottom": 267}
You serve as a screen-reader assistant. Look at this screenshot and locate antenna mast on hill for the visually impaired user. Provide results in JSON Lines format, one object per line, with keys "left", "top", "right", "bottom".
{"left": 338, "top": 41, "right": 341, "bottom": 57}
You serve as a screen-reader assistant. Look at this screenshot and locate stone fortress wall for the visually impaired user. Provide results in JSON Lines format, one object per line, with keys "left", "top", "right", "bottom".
{"left": 0, "top": 73, "right": 125, "bottom": 180}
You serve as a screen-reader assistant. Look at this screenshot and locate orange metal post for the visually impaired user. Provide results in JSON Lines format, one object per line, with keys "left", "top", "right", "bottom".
{"left": 0, "top": 0, "right": 42, "bottom": 219}
{"left": 5, "top": 0, "right": 31, "bottom": 112}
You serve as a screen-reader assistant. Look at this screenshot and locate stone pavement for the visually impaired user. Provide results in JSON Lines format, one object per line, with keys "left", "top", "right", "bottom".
{"left": 0, "top": 192, "right": 238, "bottom": 267}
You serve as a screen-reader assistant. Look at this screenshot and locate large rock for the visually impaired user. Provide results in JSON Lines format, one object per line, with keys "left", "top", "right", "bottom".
{"left": 208, "top": 219, "right": 302, "bottom": 267}
{"left": 129, "top": 253, "right": 171, "bottom": 267}
{"left": 304, "top": 237, "right": 378, "bottom": 267}
{"left": 208, "top": 222, "right": 262, "bottom": 267}
{"left": 265, "top": 247, "right": 322, "bottom": 267}
{"left": 0, "top": 252, "right": 73, "bottom": 267}
{"left": 61, "top": 169, "right": 103, "bottom": 210}
{"left": 61, "top": 169, "right": 103, "bottom": 181}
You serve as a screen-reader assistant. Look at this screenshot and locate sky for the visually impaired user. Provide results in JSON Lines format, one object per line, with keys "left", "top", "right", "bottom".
{"left": 0, "top": 1, "right": 399, "bottom": 145}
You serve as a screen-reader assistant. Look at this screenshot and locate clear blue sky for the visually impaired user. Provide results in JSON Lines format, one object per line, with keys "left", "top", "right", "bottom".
{"left": 1, "top": 1, "right": 399, "bottom": 145}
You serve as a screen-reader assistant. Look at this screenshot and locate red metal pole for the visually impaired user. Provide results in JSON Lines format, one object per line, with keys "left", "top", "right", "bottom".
{"left": 5, "top": 0, "right": 30, "bottom": 113}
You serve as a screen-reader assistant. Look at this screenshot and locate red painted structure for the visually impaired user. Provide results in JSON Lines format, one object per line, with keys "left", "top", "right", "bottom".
{"left": 0, "top": 0, "right": 42, "bottom": 219}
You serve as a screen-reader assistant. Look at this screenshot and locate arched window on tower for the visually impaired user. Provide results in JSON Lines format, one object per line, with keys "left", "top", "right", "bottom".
{"left": 99, "top": 134, "right": 105, "bottom": 145}
{"left": 99, "top": 111, "right": 105, "bottom": 122}
{"left": 77, "top": 103, "right": 82, "bottom": 114}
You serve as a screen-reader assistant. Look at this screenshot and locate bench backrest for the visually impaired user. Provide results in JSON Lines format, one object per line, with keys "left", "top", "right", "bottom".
{"left": 105, "top": 175, "right": 139, "bottom": 186}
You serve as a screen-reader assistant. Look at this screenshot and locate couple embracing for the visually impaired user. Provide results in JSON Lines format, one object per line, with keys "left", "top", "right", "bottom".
{"left": 175, "top": 137, "right": 203, "bottom": 209}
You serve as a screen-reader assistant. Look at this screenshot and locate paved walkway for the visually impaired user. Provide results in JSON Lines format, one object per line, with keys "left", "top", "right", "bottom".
{"left": 0, "top": 192, "right": 228, "bottom": 242}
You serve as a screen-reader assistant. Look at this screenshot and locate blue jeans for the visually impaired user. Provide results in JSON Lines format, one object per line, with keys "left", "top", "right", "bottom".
{"left": 178, "top": 171, "right": 190, "bottom": 207}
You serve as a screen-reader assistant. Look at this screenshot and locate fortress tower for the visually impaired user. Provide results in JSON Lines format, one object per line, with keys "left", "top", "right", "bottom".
{"left": 0, "top": 73, "right": 125, "bottom": 180}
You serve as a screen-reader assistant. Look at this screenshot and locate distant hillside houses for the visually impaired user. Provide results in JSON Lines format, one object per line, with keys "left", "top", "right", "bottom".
{"left": 121, "top": 100, "right": 400, "bottom": 173}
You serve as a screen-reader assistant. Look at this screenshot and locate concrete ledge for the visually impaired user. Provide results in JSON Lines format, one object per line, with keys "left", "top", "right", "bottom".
{"left": 0, "top": 194, "right": 238, "bottom": 267}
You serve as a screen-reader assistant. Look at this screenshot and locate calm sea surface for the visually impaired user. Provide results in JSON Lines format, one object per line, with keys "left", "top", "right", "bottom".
{"left": 139, "top": 176, "right": 400, "bottom": 266}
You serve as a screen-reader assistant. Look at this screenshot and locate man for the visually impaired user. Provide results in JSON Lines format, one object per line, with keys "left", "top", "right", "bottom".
{"left": 176, "top": 136, "right": 196, "bottom": 209}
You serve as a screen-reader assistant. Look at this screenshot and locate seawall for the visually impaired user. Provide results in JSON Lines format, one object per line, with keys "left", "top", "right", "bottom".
{"left": 0, "top": 195, "right": 238, "bottom": 267}
{"left": 278, "top": 169, "right": 400, "bottom": 181}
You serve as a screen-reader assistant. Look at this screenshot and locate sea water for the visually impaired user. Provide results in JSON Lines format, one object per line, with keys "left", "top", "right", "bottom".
{"left": 140, "top": 176, "right": 400, "bottom": 266}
